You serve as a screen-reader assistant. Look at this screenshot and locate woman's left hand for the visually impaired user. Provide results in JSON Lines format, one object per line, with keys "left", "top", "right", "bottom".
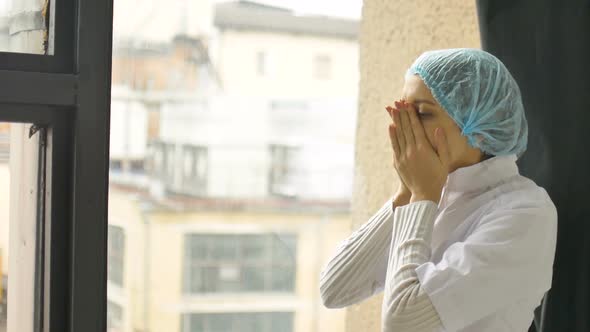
{"left": 386, "top": 99, "right": 450, "bottom": 204}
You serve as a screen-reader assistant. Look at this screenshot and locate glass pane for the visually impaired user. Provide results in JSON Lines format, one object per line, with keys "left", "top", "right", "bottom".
{"left": 210, "top": 235, "right": 237, "bottom": 260}
{"left": 187, "top": 234, "right": 208, "bottom": 260}
{"left": 271, "top": 234, "right": 296, "bottom": 264}
{"left": 201, "top": 266, "right": 218, "bottom": 293}
{"left": 107, "top": 225, "right": 125, "bottom": 286}
{"left": 0, "top": 123, "right": 41, "bottom": 332}
{"left": 241, "top": 234, "right": 267, "bottom": 262}
{"left": 188, "top": 314, "right": 204, "bottom": 332}
{"left": 242, "top": 266, "right": 265, "bottom": 292}
{"left": 270, "top": 265, "right": 294, "bottom": 292}
{"left": 107, "top": 301, "right": 123, "bottom": 332}
{"left": 183, "top": 312, "right": 293, "bottom": 332}
{"left": 0, "top": 0, "right": 50, "bottom": 54}
{"left": 109, "top": 0, "right": 359, "bottom": 331}
{"left": 240, "top": 313, "right": 265, "bottom": 332}
{"left": 209, "top": 313, "right": 232, "bottom": 331}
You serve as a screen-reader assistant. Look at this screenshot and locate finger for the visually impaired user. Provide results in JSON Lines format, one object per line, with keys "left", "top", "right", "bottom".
{"left": 435, "top": 128, "right": 451, "bottom": 168}
{"left": 406, "top": 103, "right": 428, "bottom": 145}
{"left": 399, "top": 103, "right": 415, "bottom": 147}
{"left": 385, "top": 106, "right": 394, "bottom": 121}
{"left": 389, "top": 123, "right": 400, "bottom": 159}
{"left": 391, "top": 107, "right": 406, "bottom": 152}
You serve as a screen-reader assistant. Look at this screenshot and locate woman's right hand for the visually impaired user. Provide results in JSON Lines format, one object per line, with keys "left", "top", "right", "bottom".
{"left": 386, "top": 103, "right": 412, "bottom": 207}
{"left": 393, "top": 179, "right": 411, "bottom": 206}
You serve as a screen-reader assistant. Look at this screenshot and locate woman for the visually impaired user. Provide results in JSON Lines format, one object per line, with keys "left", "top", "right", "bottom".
{"left": 319, "top": 48, "right": 557, "bottom": 332}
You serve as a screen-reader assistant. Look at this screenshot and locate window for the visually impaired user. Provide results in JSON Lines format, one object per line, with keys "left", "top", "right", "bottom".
{"left": 150, "top": 142, "right": 208, "bottom": 195}
{"left": 313, "top": 55, "right": 332, "bottom": 80}
{"left": 107, "top": 301, "right": 123, "bottom": 332}
{"left": 269, "top": 145, "right": 300, "bottom": 197}
{"left": 110, "top": 159, "right": 123, "bottom": 172}
{"left": 182, "top": 312, "right": 293, "bottom": 332}
{"left": 180, "top": 145, "right": 208, "bottom": 195}
{"left": 0, "top": 0, "right": 114, "bottom": 329}
{"left": 108, "top": 226, "right": 125, "bottom": 287}
{"left": 150, "top": 140, "right": 175, "bottom": 184}
{"left": 129, "top": 159, "right": 145, "bottom": 173}
{"left": 108, "top": 1, "right": 358, "bottom": 331}
{"left": 256, "top": 51, "right": 267, "bottom": 76}
{"left": 184, "top": 233, "right": 297, "bottom": 293}
{"left": 0, "top": 1, "right": 47, "bottom": 54}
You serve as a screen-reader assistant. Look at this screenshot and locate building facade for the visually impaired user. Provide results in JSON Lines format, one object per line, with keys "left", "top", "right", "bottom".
{"left": 107, "top": 1, "right": 360, "bottom": 331}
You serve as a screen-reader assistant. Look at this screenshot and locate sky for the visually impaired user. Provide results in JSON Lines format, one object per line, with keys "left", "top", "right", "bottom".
{"left": 216, "top": 0, "right": 363, "bottom": 19}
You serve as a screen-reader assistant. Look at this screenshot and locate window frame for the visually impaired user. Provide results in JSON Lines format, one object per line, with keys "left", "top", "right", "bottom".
{"left": 0, "top": 0, "right": 114, "bottom": 331}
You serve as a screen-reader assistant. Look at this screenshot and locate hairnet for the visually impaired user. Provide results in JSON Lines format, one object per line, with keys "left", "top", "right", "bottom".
{"left": 405, "top": 48, "right": 528, "bottom": 158}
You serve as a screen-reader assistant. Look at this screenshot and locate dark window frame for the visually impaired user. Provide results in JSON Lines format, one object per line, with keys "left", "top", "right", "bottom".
{"left": 0, "top": 0, "right": 113, "bottom": 331}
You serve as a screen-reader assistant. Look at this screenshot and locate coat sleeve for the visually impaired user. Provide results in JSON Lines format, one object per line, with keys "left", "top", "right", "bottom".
{"left": 319, "top": 197, "right": 396, "bottom": 308}
{"left": 381, "top": 200, "right": 444, "bottom": 332}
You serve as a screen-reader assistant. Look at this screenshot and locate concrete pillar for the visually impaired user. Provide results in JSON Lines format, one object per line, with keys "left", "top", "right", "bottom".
{"left": 348, "top": 1, "right": 481, "bottom": 331}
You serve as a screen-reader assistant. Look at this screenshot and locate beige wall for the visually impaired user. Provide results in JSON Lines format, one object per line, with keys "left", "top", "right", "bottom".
{"left": 216, "top": 30, "right": 359, "bottom": 98}
{"left": 108, "top": 189, "right": 147, "bottom": 332}
{"left": 348, "top": 0, "right": 481, "bottom": 331}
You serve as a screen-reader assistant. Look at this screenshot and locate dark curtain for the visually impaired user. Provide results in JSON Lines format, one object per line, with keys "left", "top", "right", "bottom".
{"left": 475, "top": 0, "right": 590, "bottom": 331}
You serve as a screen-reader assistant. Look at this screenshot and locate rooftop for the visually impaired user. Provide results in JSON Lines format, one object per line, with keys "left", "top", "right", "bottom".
{"left": 110, "top": 182, "right": 351, "bottom": 215}
{"left": 214, "top": 0, "right": 359, "bottom": 39}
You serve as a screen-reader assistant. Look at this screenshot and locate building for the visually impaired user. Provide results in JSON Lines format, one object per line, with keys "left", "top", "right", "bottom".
{"left": 107, "top": 1, "right": 360, "bottom": 331}
{"left": 108, "top": 185, "right": 351, "bottom": 332}
{"left": 212, "top": 1, "right": 359, "bottom": 97}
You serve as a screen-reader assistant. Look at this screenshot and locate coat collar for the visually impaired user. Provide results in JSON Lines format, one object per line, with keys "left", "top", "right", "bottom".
{"left": 443, "top": 154, "right": 520, "bottom": 195}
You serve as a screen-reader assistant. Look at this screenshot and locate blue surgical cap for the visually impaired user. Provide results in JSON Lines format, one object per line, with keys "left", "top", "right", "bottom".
{"left": 405, "top": 48, "right": 528, "bottom": 158}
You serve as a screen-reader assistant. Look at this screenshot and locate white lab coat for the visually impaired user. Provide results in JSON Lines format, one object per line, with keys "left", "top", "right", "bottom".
{"left": 320, "top": 154, "right": 558, "bottom": 331}
{"left": 415, "top": 154, "right": 558, "bottom": 331}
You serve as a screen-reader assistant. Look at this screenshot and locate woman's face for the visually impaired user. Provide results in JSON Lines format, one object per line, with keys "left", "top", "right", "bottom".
{"left": 400, "top": 74, "right": 484, "bottom": 172}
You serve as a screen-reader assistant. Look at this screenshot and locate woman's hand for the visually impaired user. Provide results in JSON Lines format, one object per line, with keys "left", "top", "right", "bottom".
{"left": 386, "top": 106, "right": 412, "bottom": 207}
{"left": 386, "top": 100, "right": 450, "bottom": 204}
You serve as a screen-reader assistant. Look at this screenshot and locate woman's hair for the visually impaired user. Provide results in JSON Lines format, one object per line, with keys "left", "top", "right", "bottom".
{"left": 405, "top": 48, "right": 528, "bottom": 158}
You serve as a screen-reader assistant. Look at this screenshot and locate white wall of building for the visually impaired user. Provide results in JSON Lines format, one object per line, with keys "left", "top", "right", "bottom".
{"left": 113, "top": 0, "right": 213, "bottom": 43}
{"left": 214, "top": 30, "right": 359, "bottom": 98}
{"left": 159, "top": 96, "right": 356, "bottom": 200}
{"left": 110, "top": 93, "right": 149, "bottom": 160}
